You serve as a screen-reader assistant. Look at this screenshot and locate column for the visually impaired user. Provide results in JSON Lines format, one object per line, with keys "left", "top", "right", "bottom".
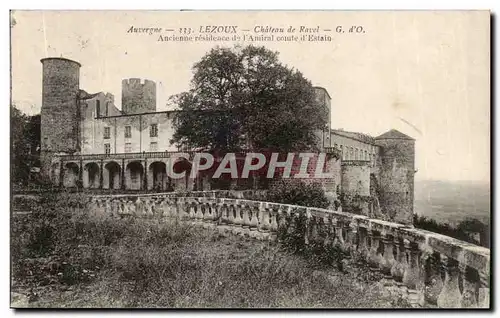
{"left": 143, "top": 159, "right": 147, "bottom": 191}
{"left": 78, "top": 159, "right": 83, "bottom": 188}
{"left": 59, "top": 161, "right": 64, "bottom": 187}
{"left": 121, "top": 159, "right": 126, "bottom": 190}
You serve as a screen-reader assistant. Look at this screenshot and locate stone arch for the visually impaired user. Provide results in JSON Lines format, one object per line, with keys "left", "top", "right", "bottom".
{"left": 148, "top": 161, "right": 169, "bottom": 191}
{"left": 63, "top": 162, "right": 79, "bottom": 188}
{"left": 104, "top": 161, "right": 121, "bottom": 190}
{"left": 171, "top": 159, "right": 192, "bottom": 191}
{"left": 83, "top": 162, "right": 100, "bottom": 189}
{"left": 126, "top": 161, "right": 144, "bottom": 190}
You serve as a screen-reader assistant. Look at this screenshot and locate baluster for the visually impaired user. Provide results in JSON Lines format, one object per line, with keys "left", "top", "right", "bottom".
{"left": 178, "top": 198, "right": 188, "bottom": 220}
{"left": 146, "top": 199, "right": 154, "bottom": 218}
{"left": 331, "top": 217, "right": 340, "bottom": 249}
{"left": 424, "top": 252, "right": 444, "bottom": 306}
{"left": 105, "top": 199, "right": 111, "bottom": 215}
{"left": 478, "top": 270, "right": 490, "bottom": 308}
{"left": 356, "top": 226, "right": 368, "bottom": 264}
{"left": 309, "top": 215, "right": 320, "bottom": 246}
{"left": 339, "top": 221, "right": 349, "bottom": 254}
{"left": 459, "top": 264, "right": 478, "bottom": 308}
{"left": 391, "top": 234, "right": 405, "bottom": 283}
{"left": 122, "top": 200, "right": 129, "bottom": 215}
{"left": 347, "top": 221, "right": 359, "bottom": 260}
{"left": 195, "top": 201, "right": 204, "bottom": 223}
{"left": 367, "top": 229, "right": 381, "bottom": 270}
{"left": 249, "top": 206, "right": 259, "bottom": 239}
{"left": 219, "top": 203, "right": 227, "bottom": 225}
{"left": 227, "top": 204, "right": 235, "bottom": 225}
{"left": 128, "top": 200, "right": 136, "bottom": 216}
{"left": 217, "top": 203, "right": 229, "bottom": 235}
{"left": 203, "top": 202, "right": 213, "bottom": 224}
{"left": 134, "top": 198, "right": 142, "bottom": 217}
{"left": 169, "top": 198, "right": 178, "bottom": 219}
{"left": 304, "top": 209, "right": 311, "bottom": 246}
{"left": 437, "top": 256, "right": 461, "bottom": 308}
{"left": 402, "top": 241, "right": 421, "bottom": 305}
{"left": 380, "top": 232, "right": 395, "bottom": 276}
{"left": 241, "top": 204, "right": 251, "bottom": 237}
{"left": 269, "top": 207, "right": 279, "bottom": 241}
{"left": 161, "top": 198, "right": 168, "bottom": 219}
{"left": 233, "top": 204, "right": 243, "bottom": 235}
{"left": 210, "top": 202, "right": 219, "bottom": 224}
{"left": 322, "top": 214, "right": 333, "bottom": 248}
{"left": 188, "top": 202, "right": 196, "bottom": 220}
{"left": 258, "top": 204, "right": 271, "bottom": 233}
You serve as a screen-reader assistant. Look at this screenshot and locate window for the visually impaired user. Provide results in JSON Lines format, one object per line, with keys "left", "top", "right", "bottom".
{"left": 150, "top": 124, "right": 158, "bottom": 137}
{"left": 96, "top": 100, "right": 101, "bottom": 117}
{"left": 104, "top": 143, "right": 111, "bottom": 154}
{"left": 105, "top": 102, "right": 109, "bottom": 117}
{"left": 125, "top": 143, "right": 132, "bottom": 153}
{"left": 150, "top": 142, "right": 158, "bottom": 152}
{"left": 125, "top": 126, "right": 132, "bottom": 138}
{"left": 104, "top": 127, "right": 111, "bottom": 139}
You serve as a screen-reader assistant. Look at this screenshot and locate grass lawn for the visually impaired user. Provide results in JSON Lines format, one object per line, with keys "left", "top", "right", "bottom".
{"left": 11, "top": 193, "right": 404, "bottom": 308}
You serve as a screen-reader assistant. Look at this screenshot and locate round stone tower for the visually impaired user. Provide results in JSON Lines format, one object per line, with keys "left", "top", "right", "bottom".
{"left": 374, "top": 129, "right": 415, "bottom": 225}
{"left": 40, "top": 57, "right": 81, "bottom": 178}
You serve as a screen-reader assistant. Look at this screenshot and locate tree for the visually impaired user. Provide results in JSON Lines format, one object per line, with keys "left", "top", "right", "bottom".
{"left": 170, "top": 45, "right": 327, "bottom": 152}
{"left": 11, "top": 105, "right": 41, "bottom": 184}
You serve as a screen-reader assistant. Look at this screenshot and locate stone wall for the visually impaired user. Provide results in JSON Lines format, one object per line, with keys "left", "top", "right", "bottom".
{"left": 375, "top": 137, "right": 415, "bottom": 225}
{"left": 40, "top": 58, "right": 81, "bottom": 177}
{"left": 87, "top": 192, "right": 491, "bottom": 308}
{"left": 80, "top": 111, "right": 179, "bottom": 154}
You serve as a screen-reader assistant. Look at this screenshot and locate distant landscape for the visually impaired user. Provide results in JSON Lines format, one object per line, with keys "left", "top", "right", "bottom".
{"left": 414, "top": 179, "right": 491, "bottom": 227}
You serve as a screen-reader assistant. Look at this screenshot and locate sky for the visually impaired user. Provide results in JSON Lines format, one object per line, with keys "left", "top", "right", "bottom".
{"left": 10, "top": 10, "right": 490, "bottom": 182}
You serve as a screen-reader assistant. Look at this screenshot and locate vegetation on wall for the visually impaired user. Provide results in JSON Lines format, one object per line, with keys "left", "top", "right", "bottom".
{"left": 267, "top": 180, "right": 330, "bottom": 209}
{"left": 413, "top": 215, "right": 489, "bottom": 248}
{"left": 11, "top": 105, "right": 41, "bottom": 184}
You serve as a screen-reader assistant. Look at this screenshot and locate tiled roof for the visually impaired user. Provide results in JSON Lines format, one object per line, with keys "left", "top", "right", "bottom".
{"left": 375, "top": 129, "right": 415, "bottom": 140}
{"left": 331, "top": 129, "right": 375, "bottom": 145}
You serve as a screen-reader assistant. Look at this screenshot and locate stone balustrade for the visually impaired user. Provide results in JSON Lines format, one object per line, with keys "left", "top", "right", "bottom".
{"left": 85, "top": 193, "right": 490, "bottom": 309}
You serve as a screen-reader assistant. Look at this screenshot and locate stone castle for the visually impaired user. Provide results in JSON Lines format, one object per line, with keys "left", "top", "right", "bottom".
{"left": 40, "top": 57, "right": 416, "bottom": 224}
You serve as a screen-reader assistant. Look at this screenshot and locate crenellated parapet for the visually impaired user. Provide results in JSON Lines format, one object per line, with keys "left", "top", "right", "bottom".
{"left": 85, "top": 192, "right": 490, "bottom": 309}
{"left": 121, "top": 78, "right": 156, "bottom": 114}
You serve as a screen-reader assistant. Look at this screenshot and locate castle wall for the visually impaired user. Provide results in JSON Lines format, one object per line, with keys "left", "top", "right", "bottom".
{"left": 80, "top": 111, "right": 179, "bottom": 154}
{"left": 341, "top": 161, "right": 371, "bottom": 197}
{"left": 331, "top": 132, "right": 379, "bottom": 166}
{"left": 314, "top": 87, "right": 332, "bottom": 149}
{"left": 122, "top": 78, "right": 156, "bottom": 114}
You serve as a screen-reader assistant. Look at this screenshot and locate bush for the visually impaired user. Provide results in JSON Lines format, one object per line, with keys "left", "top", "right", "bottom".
{"left": 267, "top": 181, "right": 330, "bottom": 209}
{"left": 413, "top": 215, "right": 489, "bottom": 248}
{"left": 276, "top": 207, "right": 344, "bottom": 270}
